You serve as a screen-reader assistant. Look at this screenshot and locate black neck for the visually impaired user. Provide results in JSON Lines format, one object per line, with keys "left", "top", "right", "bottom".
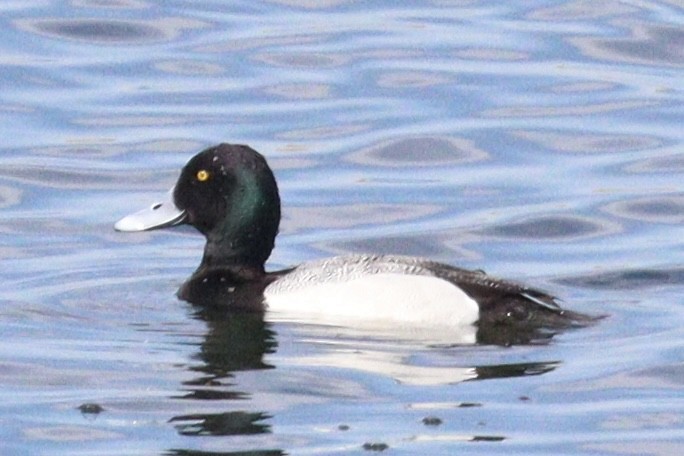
{"left": 199, "top": 231, "right": 272, "bottom": 273}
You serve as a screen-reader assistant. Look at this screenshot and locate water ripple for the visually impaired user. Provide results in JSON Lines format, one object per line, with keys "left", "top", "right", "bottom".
{"left": 514, "top": 130, "right": 664, "bottom": 154}
{"left": 0, "top": 185, "right": 22, "bottom": 209}
{"left": 71, "top": 0, "right": 149, "bottom": 9}
{"left": 484, "top": 100, "right": 661, "bottom": 118}
{"left": 346, "top": 137, "right": 489, "bottom": 167}
{"left": 262, "top": 83, "right": 332, "bottom": 100}
{"left": 484, "top": 215, "right": 619, "bottom": 241}
{"left": 528, "top": 1, "right": 640, "bottom": 21}
{"left": 376, "top": 71, "right": 453, "bottom": 88}
{"left": 253, "top": 51, "right": 351, "bottom": 69}
{"left": 604, "top": 195, "right": 684, "bottom": 224}
{"left": 571, "top": 21, "right": 684, "bottom": 67}
{"left": 560, "top": 267, "right": 684, "bottom": 290}
{"left": 624, "top": 153, "right": 684, "bottom": 174}
{"left": 15, "top": 17, "right": 207, "bottom": 44}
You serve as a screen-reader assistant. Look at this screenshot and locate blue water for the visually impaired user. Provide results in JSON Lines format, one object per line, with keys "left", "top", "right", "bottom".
{"left": 1, "top": 1, "right": 683, "bottom": 454}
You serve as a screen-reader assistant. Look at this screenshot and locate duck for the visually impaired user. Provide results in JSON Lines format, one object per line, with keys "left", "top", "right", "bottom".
{"left": 115, "top": 143, "right": 593, "bottom": 343}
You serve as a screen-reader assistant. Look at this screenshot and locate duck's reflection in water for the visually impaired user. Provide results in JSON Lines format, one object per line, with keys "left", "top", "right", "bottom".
{"left": 169, "top": 309, "right": 277, "bottom": 448}
{"left": 167, "top": 304, "right": 571, "bottom": 454}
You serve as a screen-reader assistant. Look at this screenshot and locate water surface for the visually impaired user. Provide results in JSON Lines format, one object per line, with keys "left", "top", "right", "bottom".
{"left": 1, "top": 1, "right": 683, "bottom": 455}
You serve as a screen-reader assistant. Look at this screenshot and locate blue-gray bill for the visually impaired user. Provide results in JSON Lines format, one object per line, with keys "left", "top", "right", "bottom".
{"left": 114, "top": 189, "right": 187, "bottom": 232}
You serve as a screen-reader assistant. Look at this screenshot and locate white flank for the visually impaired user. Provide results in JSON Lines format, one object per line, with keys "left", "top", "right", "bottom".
{"left": 264, "top": 272, "right": 479, "bottom": 331}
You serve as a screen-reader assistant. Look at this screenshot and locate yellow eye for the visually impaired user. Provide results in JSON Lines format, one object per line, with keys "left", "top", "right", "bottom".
{"left": 196, "top": 170, "right": 210, "bottom": 182}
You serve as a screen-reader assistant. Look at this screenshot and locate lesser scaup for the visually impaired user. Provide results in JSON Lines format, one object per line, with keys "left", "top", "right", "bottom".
{"left": 115, "top": 143, "right": 593, "bottom": 342}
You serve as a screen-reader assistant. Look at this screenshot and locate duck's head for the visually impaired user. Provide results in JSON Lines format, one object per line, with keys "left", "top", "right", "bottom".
{"left": 115, "top": 144, "right": 281, "bottom": 272}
